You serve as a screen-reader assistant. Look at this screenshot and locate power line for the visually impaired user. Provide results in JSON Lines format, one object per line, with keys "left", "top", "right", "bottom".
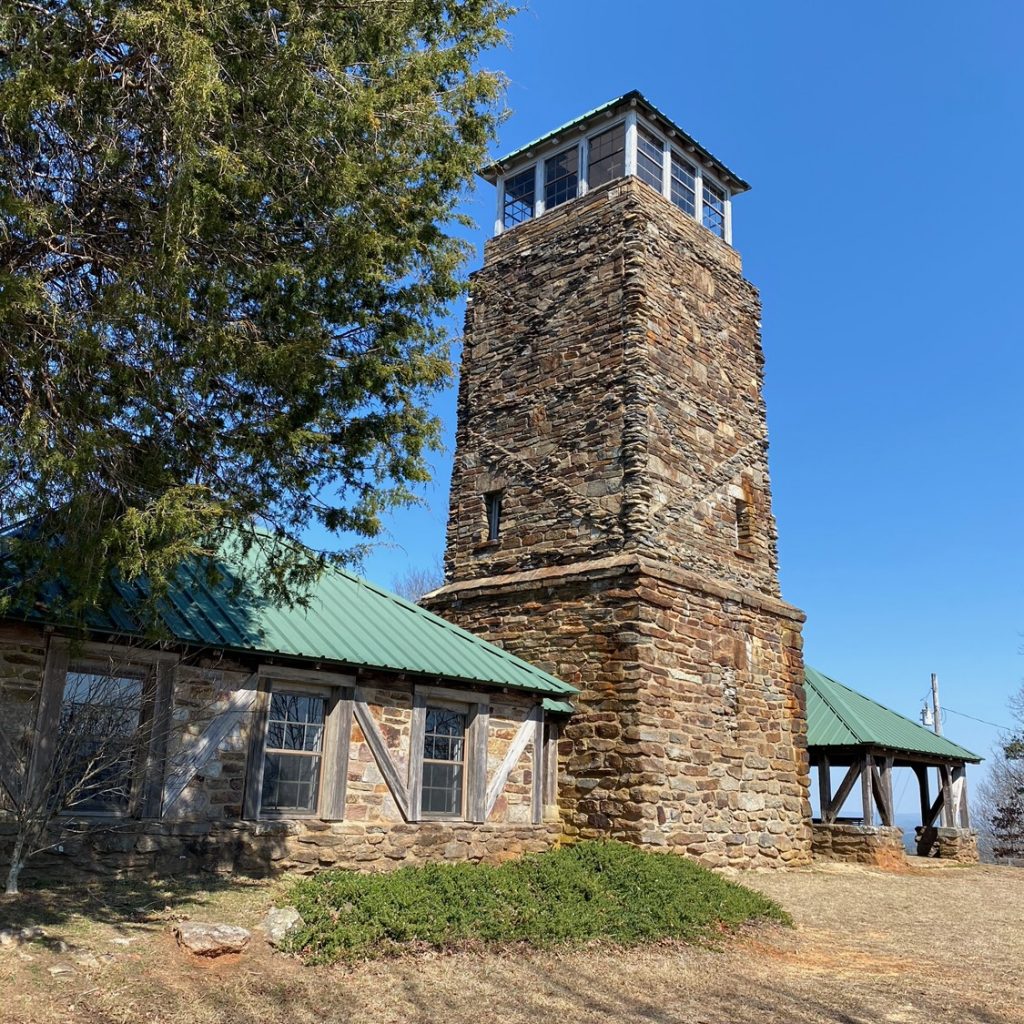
{"left": 942, "top": 706, "right": 1008, "bottom": 730}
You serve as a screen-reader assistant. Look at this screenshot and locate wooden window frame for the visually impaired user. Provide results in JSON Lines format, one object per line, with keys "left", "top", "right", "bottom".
{"left": 417, "top": 699, "right": 470, "bottom": 821}
{"left": 39, "top": 646, "right": 178, "bottom": 822}
{"left": 244, "top": 668, "right": 354, "bottom": 823}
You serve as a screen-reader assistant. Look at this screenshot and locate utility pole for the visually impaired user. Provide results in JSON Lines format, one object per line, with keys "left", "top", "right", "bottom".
{"left": 930, "top": 672, "right": 954, "bottom": 827}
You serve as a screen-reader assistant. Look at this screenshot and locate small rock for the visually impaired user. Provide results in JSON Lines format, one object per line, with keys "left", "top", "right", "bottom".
{"left": 108, "top": 936, "right": 138, "bottom": 946}
{"left": 260, "top": 906, "right": 304, "bottom": 947}
{"left": 53, "top": 939, "right": 70, "bottom": 954}
{"left": 47, "top": 964, "right": 73, "bottom": 977}
{"left": 19, "top": 926, "right": 44, "bottom": 942}
{"left": 171, "top": 921, "right": 250, "bottom": 958}
{"left": 73, "top": 952, "right": 100, "bottom": 968}
{"left": 0, "top": 929, "right": 17, "bottom": 947}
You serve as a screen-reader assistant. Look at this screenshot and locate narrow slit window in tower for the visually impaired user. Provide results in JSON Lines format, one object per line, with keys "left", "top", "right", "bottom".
{"left": 735, "top": 497, "right": 753, "bottom": 555}
{"left": 484, "top": 491, "right": 503, "bottom": 543}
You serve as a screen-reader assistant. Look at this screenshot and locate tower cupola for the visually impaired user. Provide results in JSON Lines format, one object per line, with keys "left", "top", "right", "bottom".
{"left": 481, "top": 90, "right": 749, "bottom": 244}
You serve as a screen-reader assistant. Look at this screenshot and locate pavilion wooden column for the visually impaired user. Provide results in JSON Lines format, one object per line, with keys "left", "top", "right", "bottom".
{"left": 913, "top": 763, "right": 930, "bottom": 827}
{"left": 817, "top": 754, "right": 831, "bottom": 821}
{"left": 861, "top": 754, "right": 874, "bottom": 826}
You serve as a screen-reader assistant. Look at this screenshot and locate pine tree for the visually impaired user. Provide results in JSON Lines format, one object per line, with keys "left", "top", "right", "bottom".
{"left": 0, "top": 0, "right": 512, "bottom": 618}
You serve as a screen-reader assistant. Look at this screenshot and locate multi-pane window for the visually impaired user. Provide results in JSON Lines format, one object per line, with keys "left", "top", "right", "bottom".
{"left": 60, "top": 669, "right": 144, "bottom": 813}
{"left": 702, "top": 178, "right": 726, "bottom": 237}
{"left": 484, "top": 490, "right": 502, "bottom": 542}
{"left": 502, "top": 167, "right": 535, "bottom": 229}
{"left": 636, "top": 127, "right": 663, "bottom": 191}
{"left": 544, "top": 147, "right": 578, "bottom": 210}
{"left": 260, "top": 691, "right": 326, "bottom": 814}
{"left": 670, "top": 152, "right": 697, "bottom": 216}
{"left": 421, "top": 707, "right": 466, "bottom": 816}
{"left": 587, "top": 123, "right": 625, "bottom": 189}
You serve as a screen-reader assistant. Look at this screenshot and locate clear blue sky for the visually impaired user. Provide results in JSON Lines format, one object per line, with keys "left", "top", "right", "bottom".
{"left": 316, "top": 1, "right": 1024, "bottom": 806}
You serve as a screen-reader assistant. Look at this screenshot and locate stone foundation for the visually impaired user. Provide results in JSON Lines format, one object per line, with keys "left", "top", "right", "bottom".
{"left": 915, "top": 826, "right": 979, "bottom": 863}
{"left": 812, "top": 823, "right": 907, "bottom": 868}
{"left": 1, "top": 819, "right": 562, "bottom": 883}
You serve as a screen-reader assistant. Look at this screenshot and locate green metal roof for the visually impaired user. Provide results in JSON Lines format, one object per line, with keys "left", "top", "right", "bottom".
{"left": 10, "top": 531, "right": 577, "bottom": 700}
{"left": 805, "top": 665, "right": 980, "bottom": 763}
{"left": 480, "top": 90, "right": 750, "bottom": 193}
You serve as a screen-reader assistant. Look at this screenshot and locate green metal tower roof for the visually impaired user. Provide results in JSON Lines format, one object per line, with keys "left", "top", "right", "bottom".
{"left": 805, "top": 665, "right": 980, "bottom": 763}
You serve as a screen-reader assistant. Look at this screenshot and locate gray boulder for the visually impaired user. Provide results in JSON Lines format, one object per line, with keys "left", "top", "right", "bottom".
{"left": 260, "top": 906, "right": 304, "bottom": 947}
{"left": 171, "top": 921, "right": 251, "bottom": 957}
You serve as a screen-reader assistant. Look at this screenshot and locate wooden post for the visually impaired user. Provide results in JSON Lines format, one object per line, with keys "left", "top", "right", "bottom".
{"left": 861, "top": 755, "right": 873, "bottom": 826}
{"left": 817, "top": 754, "right": 831, "bottom": 822}
{"left": 940, "top": 764, "right": 955, "bottom": 828}
{"left": 957, "top": 765, "right": 971, "bottom": 828}
{"left": 913, "top": 763, "right": 930, "bottom": 828}
{"left": 826, "top": 761, "right": 862, "bottom": 824}
{"left": 26, "top": 637, "right": 70, "bottom": 806}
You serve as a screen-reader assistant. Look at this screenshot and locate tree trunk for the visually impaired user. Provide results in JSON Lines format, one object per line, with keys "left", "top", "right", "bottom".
{"left": 5, "top": 832, "right": 25, "bottom": 895}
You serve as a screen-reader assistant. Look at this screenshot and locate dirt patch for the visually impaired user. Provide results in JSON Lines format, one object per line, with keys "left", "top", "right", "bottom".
{"left": 0, "top": 862, "right": 1021, "bottom": 1024}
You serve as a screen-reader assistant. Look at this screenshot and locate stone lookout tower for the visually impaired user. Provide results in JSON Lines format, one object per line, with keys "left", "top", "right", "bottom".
{"left": 425, "top": 92, "right": 812, "bottom": 867}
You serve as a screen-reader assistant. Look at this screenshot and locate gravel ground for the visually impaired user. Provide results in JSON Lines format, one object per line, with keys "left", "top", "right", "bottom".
{"left": 1, "top": 861, "right": 1020, "bottom": 1024}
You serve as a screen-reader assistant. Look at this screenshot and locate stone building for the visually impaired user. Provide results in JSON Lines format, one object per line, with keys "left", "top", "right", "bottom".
{"left": 0, "top": 532, "right": 576, "bottom": 878}
{"left": 424, "top": 92, "right": 812, "bottom": 867}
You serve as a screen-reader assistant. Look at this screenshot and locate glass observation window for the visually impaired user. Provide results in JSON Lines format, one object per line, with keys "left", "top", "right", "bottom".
{"left": 421, "top": 706, "right": 467, "bottom": 816}
{"left": 702, "top": 178, "right": 726, "bottom": 237}
{"left": 587, "top": 123, "right": 626, "bottom": 189}
{"left": 636, "top": 127, "right": 663, "bottom": 191}
{"left": 261, "top": 691, "right": 326, "bottom": 814}
{"left": 670, "top": 152, "right": 697, "bottom": 216}
{"left": 502, "top": 167, "right": 536, "bottom": 229}
{"left": 60, "top": 669, "right": 145, "bottom": 813}
{"left": 544, "top": 146, "right": 579, "bottom": 210}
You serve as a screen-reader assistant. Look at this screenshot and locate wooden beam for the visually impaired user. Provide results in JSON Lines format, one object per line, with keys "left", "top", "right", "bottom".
{"left": 913, "top": 763, "right": 930, "bottom": 828}
{"left": 407, "top": 693, "right": 427, "bottom": 823}
{"left": 940, "top": 764, "right": 955, "bottom": 828}
{"left": 923, "top": 789, "right": 944, "bottom": 829}
{"left": 950, "top": 765, "right": 966, "bottom": 827}
{"left": 26, "top": 638, "right": 69, "bottom": 806}
{"left": 871, "top": 757, "right": 894, "bottom": 826}
{"left": 353, "top": 693, "right": 410, "bottom": 820}
{"left": 824, "top": 761, "right": 862, "bottom": 824}
{"left": 531, "top": 712, "right": 544, "bottom": 825}
{"left": 242, "top": 679, "right": 271, "bottom": 821}
{"left": 163, "top": 670, "right": 260, "bottom": 816}
{"left": 817, "top": 753, "right": 831, "bottom": 821}
{"left": 861, "top": 754, "right": 874, "bottom": 826}
{"left": 467, "top": 701, "right": 489, "bottom": 824}
{"left": 140, "top": 657, "right": 177, "bottom": 818}
{"left": 543, "top": 722, "right": 559, "bottom": 809}
{"left": 319, "top": 690, "right": 353, "bottom": 821}
{"left": 485, "top": 705, "right": 540, "bottom": 819}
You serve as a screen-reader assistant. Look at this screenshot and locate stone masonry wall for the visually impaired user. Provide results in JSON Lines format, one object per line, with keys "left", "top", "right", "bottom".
{"left": 812, "top": 823, "right": 908, "bottom": 869}
{"left": 428, "top": 557, "right": 812, "bottom": 869}
{"left": 443, "top": 176, "right": 782, "bottom": 598}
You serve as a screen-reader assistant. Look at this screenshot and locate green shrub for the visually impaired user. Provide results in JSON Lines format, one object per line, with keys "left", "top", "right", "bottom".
{"left": 284, "top": 840, "right": 790, "bottom": 963}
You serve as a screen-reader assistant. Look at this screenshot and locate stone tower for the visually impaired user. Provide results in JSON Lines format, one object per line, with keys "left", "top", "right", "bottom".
{"left": 425, "top": 92, "right": 812, "bottom": 867}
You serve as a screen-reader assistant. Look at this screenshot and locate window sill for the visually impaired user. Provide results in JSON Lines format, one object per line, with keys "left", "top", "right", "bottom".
{"left": 472, "top": 539, "right": 501, "bottom": 553}
{"left": 733, "top": 548, "right": 755, "bottom": 561}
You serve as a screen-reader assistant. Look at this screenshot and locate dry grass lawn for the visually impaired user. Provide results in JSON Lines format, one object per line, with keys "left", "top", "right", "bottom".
{"left": 0, "top": 860, "right": 1020, "bottom": 1024}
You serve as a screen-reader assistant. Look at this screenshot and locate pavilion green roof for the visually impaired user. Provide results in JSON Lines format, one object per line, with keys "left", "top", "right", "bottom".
{"left": 805, "top": 665, "right": 980, "bottom": 763}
